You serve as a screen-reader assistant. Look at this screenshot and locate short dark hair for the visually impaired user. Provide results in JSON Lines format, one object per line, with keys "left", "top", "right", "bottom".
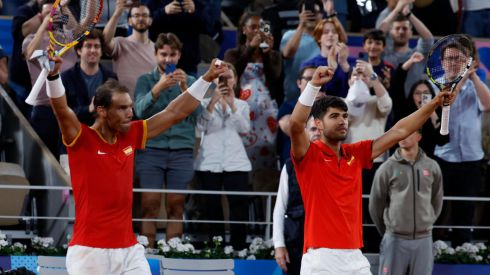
{"left": 297, "top": 66, "right": 317, "bottom": 80}
{"left": 127, "top": 4, "right": 150, "bottom": 21}
{"left": 94, "top": 79, "right": 129, "bottom": 109}
{"left": 75, "top": 29, "right": 104, "bottom": 53}
{"left": 154, "top": 32, "right": 182, "bottom": 53}
{"left": 394, "top": 12, "right": 410, "bottom": 24}
{"left": 297, "top": 0, "right": 323, "bottom": 12}
{"left": 441, "top": 36, "right": 473, "bottom": 60}
{"left": 311, "top": 96, "right": 348, "bottom": 119}
{"left": 363, "top": 29, "right": 385, "bottom": 46}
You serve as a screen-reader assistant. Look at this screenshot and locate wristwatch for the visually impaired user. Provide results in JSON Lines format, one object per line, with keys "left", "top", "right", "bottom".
{"left": 370, "top": 72, "right": 378, "bottom": 81}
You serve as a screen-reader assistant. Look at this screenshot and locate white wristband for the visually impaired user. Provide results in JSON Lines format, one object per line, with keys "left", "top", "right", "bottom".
{"left": 298, "top": 82, "right": 321, "bottom": 107}
{"left": 46, "top": 76, "right": 65, "bottom": 98}
{"left": 187, "top": 77, "right": 211, "bottom": 101}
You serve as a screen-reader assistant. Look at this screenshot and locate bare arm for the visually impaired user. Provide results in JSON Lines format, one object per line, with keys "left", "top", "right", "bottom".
{"left": 371, "top": 87, "right": 455, "bottom": 159}
{"left": 24, "top": 16, "right": 50, "bottom": 60}
{"left": 290, "top": 66, "right": 334, "bottom": 160}
{"left": 102, "top": 0, "right": 125, "bottom": 55}
{"left": 21, "top": 13, "right": 42, "bottom": 37}
{"left": 46, "top": 57, "right": 81, "bottom": 144}
{"left": 378, "top": 0, "right": 414, "bottom": 33}
{"left": 281, "top": 9, "right": 312, "bottom": 59}
{"left": 470, "top": 69, "right": 490, "bottom": 111}
{"left": 145, "top": 59, "right": 226, "bottom": 139}
{"left": 407, "top": 13, "right": 432, "bottom": 40}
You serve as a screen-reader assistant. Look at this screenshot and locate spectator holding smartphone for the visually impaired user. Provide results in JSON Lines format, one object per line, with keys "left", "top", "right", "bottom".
{"left": 194, "top": 63, "right": 251, "bottom": 250}
{"left": 280, "top": 0, "right": 323, "bottom": 101}
{"left": 134, "top": 32, "right": 199, "bottom": 247}
{"left": 224, "top": 12, "right": 282, "bottom": 190}
{"left": 145, "top": 0, "right": 208, "bottom": 76}
{"left": 103, "top": 0, "right": 156, "bottom": 99}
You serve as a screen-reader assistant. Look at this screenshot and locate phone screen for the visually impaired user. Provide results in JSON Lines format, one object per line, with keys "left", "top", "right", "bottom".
{"left": 165, "top": 63, "right": 176, "bottom": 74}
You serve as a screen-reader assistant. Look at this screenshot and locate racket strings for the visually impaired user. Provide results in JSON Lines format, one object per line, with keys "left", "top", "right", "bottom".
{"left": 427, "top": 35, "right": 473, "bottom": 86}
{"left": 49, "top": 0, "right": 102, "bottom": 47}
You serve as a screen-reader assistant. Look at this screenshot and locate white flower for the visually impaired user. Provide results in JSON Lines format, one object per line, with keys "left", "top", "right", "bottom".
{"left": 238, "top": 249, "right": 248, "bottom": 258}
{"left": 251, "top": 237, "right": 263, "bottom": 247}
{"left": 475, "top": 242, "right": 487, "bottom": 250}
{"left": 162, "top": 245, "right": 170, "bottom": 253}
{"left": 246, "top": 255, "right": 256, "bottom": 260}
{"left": 137, "top": 236, "right": 149, "bottom": 247}
{"left": 0, "top": 231, "right": 6, "bottom": 240}
{"left": 270, "top": 250, "right": 275, "bottom": 256}
{"left": 433, "top": 240, "right": 448, "bottom": 250}
{"left": 458, "top": 243, "right": 479, "bottom": 254}
{"left": 264, "top": 239, "right": 274, "bottom": 249}
{"left": 0, "top": 240, "right": 8, "bottom": 247}
{"left": 224, "top": 246, "right": 234, "bottom": 255}
{"left": 157, "top": 239, "right": 167, "bottom": 247}
{"left": 183, "top": 243, "right": 195, "bottom": 252}
{"left": 168, "top": 237, "right": 182, "bottom": 249}
{"left": 447, "top": 248, "right": 455, "bottom": 255}
{"left": 176, "top": 243, "right": 186, "bottom": 252}
{"left": 212, "top": 236, "right": 223, "bottom": 243}
{"left": 13, "top": 242, "right": 25, "bottom": 249}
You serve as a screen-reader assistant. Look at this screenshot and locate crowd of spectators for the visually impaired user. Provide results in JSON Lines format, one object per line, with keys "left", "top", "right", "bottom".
{"left": 0, "top": 0, "right": 490, "bottom": 261}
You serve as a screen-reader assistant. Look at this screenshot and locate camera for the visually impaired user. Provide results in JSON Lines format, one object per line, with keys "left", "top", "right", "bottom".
{"left": 259, "top": 20, "right": 271, "bottom": 49}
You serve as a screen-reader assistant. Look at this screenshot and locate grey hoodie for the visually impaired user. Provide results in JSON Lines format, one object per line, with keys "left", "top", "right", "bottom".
{"left": 369, "top": 148, "right": 443, "bottom": 240}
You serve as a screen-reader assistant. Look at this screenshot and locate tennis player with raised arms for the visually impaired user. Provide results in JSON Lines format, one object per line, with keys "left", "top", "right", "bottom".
{"left": 44, "top": 54, "right": 225, "bottom": 275}
{"left": 289, "top": 65, "right": 458, "bottom": 274}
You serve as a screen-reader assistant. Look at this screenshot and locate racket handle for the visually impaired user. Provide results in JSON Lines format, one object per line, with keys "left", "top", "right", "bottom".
{"left": 440, "top": 105, "right": 450, "bottom": 136}
{"left": 25, "top": 68, "right": 49, "bottom": 105}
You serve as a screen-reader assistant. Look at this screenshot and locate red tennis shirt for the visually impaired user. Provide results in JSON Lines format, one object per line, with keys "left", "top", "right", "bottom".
{"left": 65, "top": 121, "right": 147, "bottom": 248}
{"left": 292, "top": 139, "right": 373, "bottom": 253}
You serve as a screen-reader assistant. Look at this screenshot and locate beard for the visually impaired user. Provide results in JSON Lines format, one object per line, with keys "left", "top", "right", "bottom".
{"left": 132, "top": 25, "right": 149, "bottom": 33}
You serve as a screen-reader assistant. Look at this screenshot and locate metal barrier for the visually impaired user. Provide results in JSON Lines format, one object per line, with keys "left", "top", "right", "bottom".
{"left": 1, "top": 184, "right": 490, "bottom": 240}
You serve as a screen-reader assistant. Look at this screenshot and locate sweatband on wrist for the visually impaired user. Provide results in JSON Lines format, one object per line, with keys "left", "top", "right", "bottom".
{"left": 187, "top": 77, "right": 211, "bottom": 101}
{"left": 46, "top": 75, "right": 65, "bottom": 98}
{"left": 298, "top": 82, "right": 321, "bottom": 107}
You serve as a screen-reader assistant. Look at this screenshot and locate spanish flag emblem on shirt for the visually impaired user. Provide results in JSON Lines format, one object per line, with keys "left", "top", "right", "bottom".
{"left": 123, "top": 146, "right": 133, "bottom": 156}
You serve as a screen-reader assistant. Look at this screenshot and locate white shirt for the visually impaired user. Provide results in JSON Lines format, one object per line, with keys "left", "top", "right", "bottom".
{"left": 194, "top": 98, "right": 252, "bottom": 172}
{"left": 272, "top": 165, "right": 289, "bottom": 248}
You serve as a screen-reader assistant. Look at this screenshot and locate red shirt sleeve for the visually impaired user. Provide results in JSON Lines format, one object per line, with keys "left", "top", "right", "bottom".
{"left": 348, "top": 140, "right": 373, "bottom": 169}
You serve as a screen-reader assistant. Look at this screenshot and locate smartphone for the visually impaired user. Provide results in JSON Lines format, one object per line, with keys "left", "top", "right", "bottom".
{"left": 218, "top": 76, "right": 228, "bottom": 86}
{"left": 165, "top": 63, "right": 176, "bottom": 74}
{"left": 304, "top": 0, "right": 316, "bottom": 13}
{"left": 421, "top": 94, "right": 432, "bottom": 106}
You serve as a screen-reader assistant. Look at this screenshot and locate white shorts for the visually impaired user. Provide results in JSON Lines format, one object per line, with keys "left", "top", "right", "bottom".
{"left": 66, "top": 244, "right": 151, "bottom": 275}
{"left": 300, "top": 248, "right": 372, "bottom": 275}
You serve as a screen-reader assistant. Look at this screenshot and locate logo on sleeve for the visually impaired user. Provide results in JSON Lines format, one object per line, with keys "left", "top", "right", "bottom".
{"left": 423, "top": 169, "right": 430, "bottom": 176}
{"left": 123, "top": 146, "right": 133, "bottom": 156}
{"left": 346, "top": 155, "right": 355, "bottom": 166}
{"left": 97, "top": 150, "right": 107, "bottom": 155}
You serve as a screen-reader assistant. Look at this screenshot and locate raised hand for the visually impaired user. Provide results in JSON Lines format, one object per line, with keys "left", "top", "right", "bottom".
{"left": 402, "top": 51, "right": 424, "bottom": 70}
{"left": 165, "top": 1, "right": 183, "bottom": 15}
{"left": 298, "top": 9, "right": 315, "bottom": 30}
{"left": 182, "top": 0, "right": 195, "bottom": 13}
{"left": 202, "top": 59, "right": 228, "bottom": 82}
{"left": 311, "top": 66, "right": 334, "bottom": 87}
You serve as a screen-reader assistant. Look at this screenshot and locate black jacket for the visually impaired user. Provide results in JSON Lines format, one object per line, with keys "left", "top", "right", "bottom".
{"left": 61, "top": 63, "right": 117, "bottom": 125}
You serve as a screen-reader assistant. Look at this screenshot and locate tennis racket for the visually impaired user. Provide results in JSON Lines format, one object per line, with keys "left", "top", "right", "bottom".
{"left": 426, "top": 34, "right": 474, "bottom": 135}
{"left": 25, "top": 0, "right": 104, "bottom": 105}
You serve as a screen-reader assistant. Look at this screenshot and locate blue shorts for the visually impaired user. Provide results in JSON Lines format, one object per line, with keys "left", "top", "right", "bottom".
{"left": 136, "top": 148, "right": 194, "bottom": 190}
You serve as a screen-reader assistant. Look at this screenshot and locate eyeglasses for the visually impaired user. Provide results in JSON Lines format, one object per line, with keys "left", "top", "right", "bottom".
{"left": 83, "top": 43, "right": 101, "bottom": 49}
{"left": 301, "top": 76, "right": 313, "bottom": 81}
{"left": 131, "top": 13, "right": 150, "bottom": 18}
{"left": 413, "top": 91, "right": 431, "bottom": 96}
